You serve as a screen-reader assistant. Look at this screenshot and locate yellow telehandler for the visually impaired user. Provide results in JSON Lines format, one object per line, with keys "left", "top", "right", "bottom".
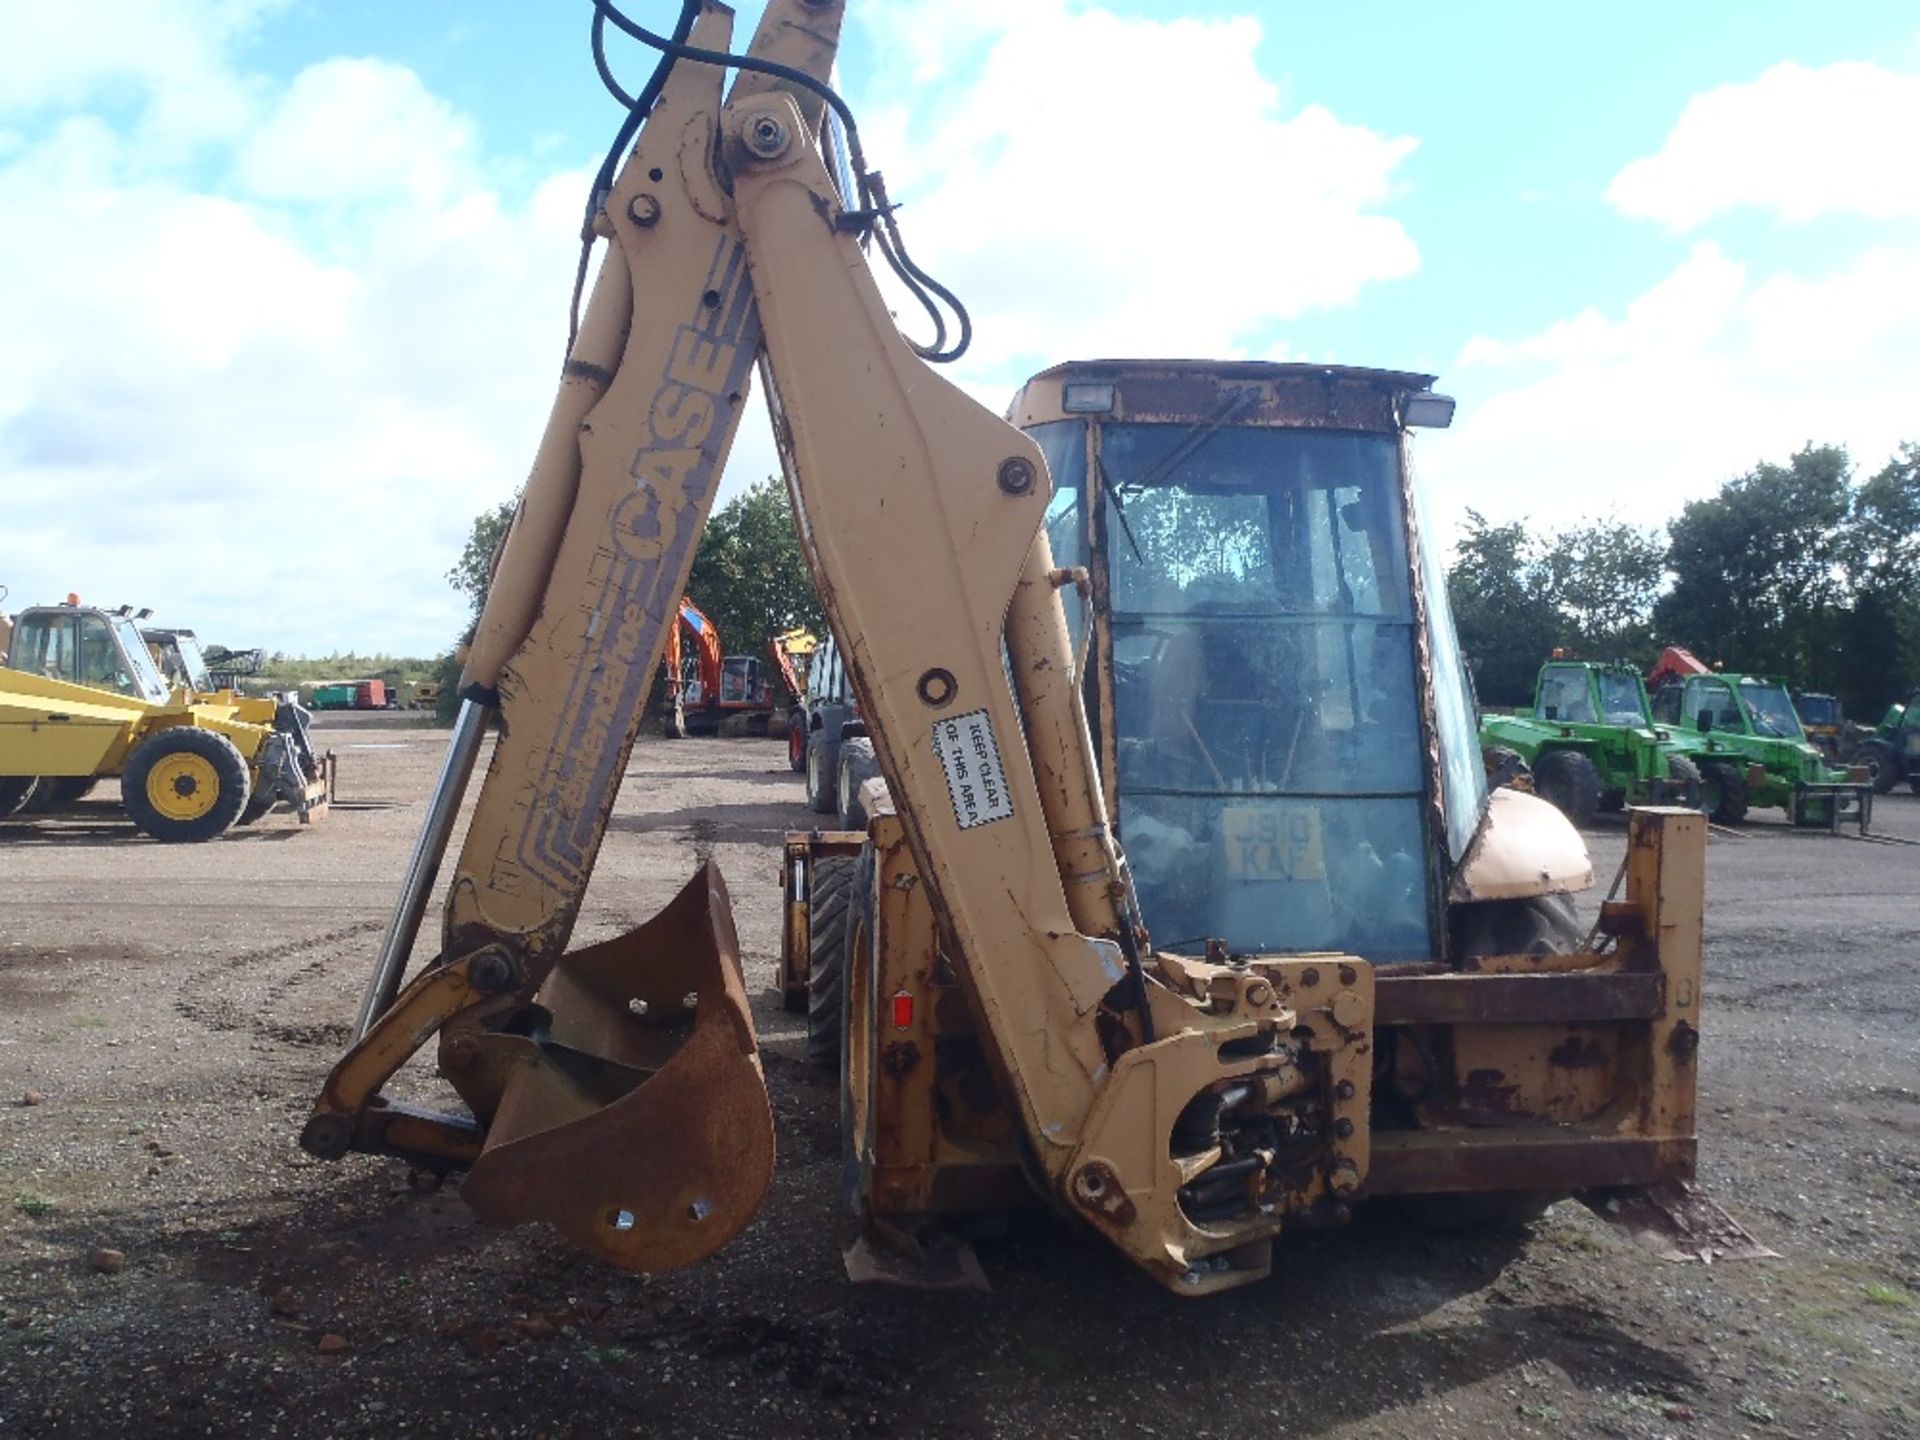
{"left": 302, "top": 0, "right": 1736, "bottom": 1295}
{"left": 0, "top": 600, "right": 333, "bottom": 837}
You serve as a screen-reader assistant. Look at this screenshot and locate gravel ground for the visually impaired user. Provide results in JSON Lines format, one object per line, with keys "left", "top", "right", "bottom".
{"left": 2, "top": 714, "right": 1917, "bottom": 1439}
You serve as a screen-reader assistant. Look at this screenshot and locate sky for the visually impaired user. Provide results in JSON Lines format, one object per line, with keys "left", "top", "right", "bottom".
{"left": 2, "top": 1, "right": 1917, "bottom": 656}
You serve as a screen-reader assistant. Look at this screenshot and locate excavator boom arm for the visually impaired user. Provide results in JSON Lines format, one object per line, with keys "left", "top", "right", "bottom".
{"left": 299, "top": 0, "right": 1712, "bottom": 1305}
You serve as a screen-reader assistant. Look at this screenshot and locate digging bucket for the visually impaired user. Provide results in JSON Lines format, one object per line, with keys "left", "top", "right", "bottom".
{"left": 458, "top": 862, "right": 775, "bottom": 1272}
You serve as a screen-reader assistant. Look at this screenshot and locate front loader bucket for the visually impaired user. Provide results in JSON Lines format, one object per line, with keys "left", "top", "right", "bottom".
{"left": 459, "top": 863, "right": 775, "bottom": 1272}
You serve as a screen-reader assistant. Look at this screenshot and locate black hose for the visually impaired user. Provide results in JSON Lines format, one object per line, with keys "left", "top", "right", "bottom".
{"left": 584, "top": 0, "right": 971, "bottom": 362}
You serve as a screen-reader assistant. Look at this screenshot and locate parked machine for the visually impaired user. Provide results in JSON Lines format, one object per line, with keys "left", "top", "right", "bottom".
{"left": 142, "top": 625, "right": 222, "bottom": 695}
{"left": 311, "top": 679, "right": 390, "bottom": 711}
{"left": 1647, "top": 652, "right": 1870, "bottom": 829}
{"left": 1481, "top": 660, "right": 1702, "bottom": 825}
{"left": 1, "top": 600, "right": 332, "bottom": 836}
{"left": 301, "top": 0, "right": 1724, "bottom": 1297}
{"left": 1850, "top": 691, "right": 1920, "bottom": 794}
{"left": 662, "top": 595, "right": 777, "bottom": 736}
{"left": 789, "top": 631, "right": 876, "bottom": 824}
{"left": 1792, "top": 691, "right": 1846, "bottom": 758}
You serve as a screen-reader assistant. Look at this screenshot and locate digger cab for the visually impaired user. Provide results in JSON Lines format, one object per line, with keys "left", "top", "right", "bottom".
{"left": 8, "top": 602, "right": 173, "bottom": 704}
{"left": 143, "top": 627, "right": 217, "bottom": 694}
{"left": 1011, "top": 362, "right": 1506, "bottom": 963}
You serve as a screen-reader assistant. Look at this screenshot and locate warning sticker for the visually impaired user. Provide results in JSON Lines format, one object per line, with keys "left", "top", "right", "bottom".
{"left": 932, "top": 709, "right": 1015, "bottom": 830}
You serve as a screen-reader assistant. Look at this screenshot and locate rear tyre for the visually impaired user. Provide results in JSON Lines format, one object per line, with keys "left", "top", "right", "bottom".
{"left": 122, "top": 728, "right": 250, "bottom": 843}
{"left": 787, "top": 712, "right": 808, "bottom": 773}
{"left": 47, "top": 777, "right": 100, "bottom": 806}
{"left": 1665, "top": 753, "right": 1703, "bottom": 811}
{"left": 805, "top": 732, "right": 836, "bottom": 814}
{"left": 839, "top": 844, "right": 879, "bottom": 1214}
{"left": 1416, "top": 891, "right": 1585, "bottom": 1228}
{"left": 236, "top": 787, "right": 277, "bottom": 826}
{"left": 836, "top": 737, "right": 879, "bottom": 832}
{"left": 1532, "top": 749, "right": 1601, "bottom": 828}
{"left": 0, "top": 777, "right": 42, "bottom": 818}
{"left": 1482, "top": 745, "right": 1530, "bottom": 790}
{"left": 1451, "top": 891, "right": 1581, "bottom": 958}
{"left": 806, "top": 853, "right": 856, "bottom": 1068}
{"left": 1850, "top": 739, "right": 1897, "bottom": 795}
{"left": 1699, "top": 761, "right": 1748, "bottom": 825}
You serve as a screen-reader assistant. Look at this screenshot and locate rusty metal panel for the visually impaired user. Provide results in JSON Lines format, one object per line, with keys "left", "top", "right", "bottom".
{"left": 1369, "top": 1131, "right": 1696, "bottom": 1195}
{"left": 1375, "top": 971, "right": 1665, "bottom": 1026}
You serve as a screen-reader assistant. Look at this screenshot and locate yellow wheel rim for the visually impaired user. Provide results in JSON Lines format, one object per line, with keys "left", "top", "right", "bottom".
{"left": 146, "top": 752, "right": 222, "bottom": 822}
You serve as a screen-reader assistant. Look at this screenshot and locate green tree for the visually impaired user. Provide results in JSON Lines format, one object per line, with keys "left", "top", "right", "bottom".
{"left": 1654, "top": 444, "right": 1852, "bottom": 682}
{"left": 1832, "top": 443, "right": 1920, "bottom": 713}
{"left": 1445, "top": 510, "right": 1562, "bottom": 707}
{"left": 448, "top": 498, "right": 519, "bottom": 621}
{"left": 1538, "top": 517, "right": 1665, "bottom": 659}
{"left": 685, "top": 476, "right": 825, "bottom": 655}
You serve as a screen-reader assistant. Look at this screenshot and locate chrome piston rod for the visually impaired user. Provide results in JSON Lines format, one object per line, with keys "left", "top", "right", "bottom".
{"left": 353, "top": 697, "right": 491, "bottom": 1038}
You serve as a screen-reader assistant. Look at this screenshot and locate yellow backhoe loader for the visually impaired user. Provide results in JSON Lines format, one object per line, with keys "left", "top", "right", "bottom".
{"left": 303, "top": 0, "right": 1734, "bottom": 1296}
{"left": 0, "top": 600, "right": 333, "bottom": 836}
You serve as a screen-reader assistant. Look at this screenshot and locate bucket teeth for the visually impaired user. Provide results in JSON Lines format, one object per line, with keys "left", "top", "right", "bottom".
{"left": 457, "top": 862, "right": 775, "bottom": 1272}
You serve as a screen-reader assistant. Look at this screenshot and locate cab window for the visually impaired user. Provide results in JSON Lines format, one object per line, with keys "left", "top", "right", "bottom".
{"left": 1685, "top": 677, "right": 1742, "bottom": 732}
{"left": 1536, "top": 667, "right": 1596, "bottom": 723}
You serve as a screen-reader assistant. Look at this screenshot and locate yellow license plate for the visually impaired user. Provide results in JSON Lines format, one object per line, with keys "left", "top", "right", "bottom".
{"left": 1222, "top": 805, "right": 1326, "bottom": 881}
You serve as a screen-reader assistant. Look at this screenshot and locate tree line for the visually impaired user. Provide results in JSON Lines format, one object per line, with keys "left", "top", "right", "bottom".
{"left": 1448, "top": 442, "right": 1920, "bottom": 716}
{"left": 439, "top": 476, "right": 825, "bottom": 719}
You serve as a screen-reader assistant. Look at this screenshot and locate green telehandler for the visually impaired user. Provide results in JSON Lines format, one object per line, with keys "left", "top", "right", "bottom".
{"left": 1848, "top": 691, "right": 1919, "bottom": 795}
{"left": 1480, "top": 660, "right": 1701, "bottom": 826}
{"left": 1648, "top": 669, "right": 1871, "bottom": 829}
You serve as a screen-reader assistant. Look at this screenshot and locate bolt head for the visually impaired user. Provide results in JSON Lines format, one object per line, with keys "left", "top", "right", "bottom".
{"left": 744, "top": 112, "right": 791, "bottom": 158}
{"left": 997, "top": 457, "right": 1036, "bottom": 495}
{"left": 468, "top": 948, "right": 516, "bottom": 994}
{"left": 627, "top": 193, "right": 662, "bottom": 228}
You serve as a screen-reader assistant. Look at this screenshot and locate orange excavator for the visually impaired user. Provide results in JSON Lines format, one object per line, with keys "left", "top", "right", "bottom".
{"left": 1647, "top": 645, "right": 1712, "bottom": 690}
{"left": 661, "top": 596, "right": 779, "bottom": 736}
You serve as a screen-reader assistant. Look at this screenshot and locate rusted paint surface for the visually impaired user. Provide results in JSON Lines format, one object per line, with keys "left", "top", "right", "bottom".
{"left": 1375, "top": 971, "right": 1664, "bottom": 1026}
{"left": 1370, "top": 1133, "right": 1696, "bottom": 1195}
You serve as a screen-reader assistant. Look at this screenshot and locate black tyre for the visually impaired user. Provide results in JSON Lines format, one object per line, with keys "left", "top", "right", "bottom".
{"left": 1699, "top": 760, "right": 1748, "bottom": 825}
{"left": 236, "top": 787, "right": 277, "bottom": 826}
{"left": 806, "top": 853, "right": 856, "bottom": 1068}
{"left": 804, "top": 731, "right": 836, "bottom": 814}
{"left": 1532, "top": 749, "right": 1601, "bottom": 828}
{"left": 1482, "top": 745, "right": 1530, "bottom": 791}
{"left": 17, "top": 778, "right": 59, "bottom": 814}
{"left": 786, "top": 712, "right": 808, "bottom": 773}
{"left": 1451, "top": 890, "right": 1582, "bottom": 958}
{"left": 0, "top": 776, "right": 42, "bottom": 818}
{"left": 1850, "top": 739, "right": 1897, "bottom": 795}
{"left": 836, "top": 737, "right": 879, "bottom": 832}
{"left": 839, "top": 843, "right": 879, "bottom": 1214}
{"left": 1416, "top": 890, "right": 1585, "bottom": 1228}
{"left": 46, "top": 777, "right": 100, "bottom": 806}
{"left": 1665, "top": 753, "right": 1703, "bottom": 811}
{"left": 121, "top": 727, "right": 251, "bottom": 842}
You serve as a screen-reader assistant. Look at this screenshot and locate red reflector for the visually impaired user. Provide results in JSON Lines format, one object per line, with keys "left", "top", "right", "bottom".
{"left": 890, "top": 989, "right": 914, "bottom": 1029}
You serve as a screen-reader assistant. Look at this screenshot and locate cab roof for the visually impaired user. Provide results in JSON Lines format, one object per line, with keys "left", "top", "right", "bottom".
{"left": 1009, "top": 359, "right": 1443, "bottom": 434}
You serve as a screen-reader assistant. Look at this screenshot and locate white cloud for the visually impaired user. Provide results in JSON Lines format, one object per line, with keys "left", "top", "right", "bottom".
{"left": 1429, "top": 240, "right": 1920, "bottom": 536}
{"left": 234, "top": 58, "right": 484, "bottom": 208}
{"left": 1608, "top": 59, "right": 1920, "bottom": 230}
{"left": 0, "top": 0, "right": 281, "bottom": 154}
{"left": 0, "top": 32, "right": 588, "bottom": 655}
{"left": 1, "top": 1, "right": 1406, "bottom": 657}
{"left": 851, "top": 1, "right": 1420, "bottom": 385}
